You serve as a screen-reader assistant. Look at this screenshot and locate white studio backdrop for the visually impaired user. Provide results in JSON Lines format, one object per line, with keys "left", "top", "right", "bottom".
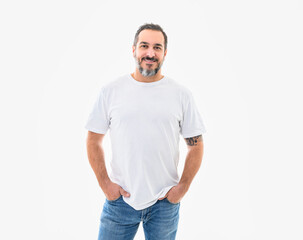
{"left": 0, "top": 0, "right": 302, "bottom": 239}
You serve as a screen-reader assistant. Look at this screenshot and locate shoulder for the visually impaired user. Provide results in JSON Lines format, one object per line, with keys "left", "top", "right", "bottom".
{"left": 165, "top": 76, "right": 193, "bottom": 100}
{"left": 102, "top": 74, "right": 129, "bottom": 90}
{"left": 97, "top": 74, "right": 130, "bottom": 97}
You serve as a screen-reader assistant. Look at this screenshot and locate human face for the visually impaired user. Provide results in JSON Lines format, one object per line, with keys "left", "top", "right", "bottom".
{"left": 133, "top": 30, "right": 167, "bottom": 77}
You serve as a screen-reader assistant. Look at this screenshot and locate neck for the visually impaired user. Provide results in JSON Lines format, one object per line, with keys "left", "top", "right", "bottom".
{"left": 131, "top": 68, "right": 164, "bottom": 83}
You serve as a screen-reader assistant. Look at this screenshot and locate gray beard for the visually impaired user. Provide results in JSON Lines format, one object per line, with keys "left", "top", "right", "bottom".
{"left": 134, "top": 58, "right": 163, "bottom": 77}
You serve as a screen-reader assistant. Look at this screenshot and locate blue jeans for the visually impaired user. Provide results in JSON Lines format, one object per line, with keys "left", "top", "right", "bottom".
{"left": 98, "top": 195, "right": 180, "bottom": 240}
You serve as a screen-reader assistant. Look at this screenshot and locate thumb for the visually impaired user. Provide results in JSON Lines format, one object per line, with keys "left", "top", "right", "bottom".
{"left": 119, "top": 187, "right": 130, "bottom": 197}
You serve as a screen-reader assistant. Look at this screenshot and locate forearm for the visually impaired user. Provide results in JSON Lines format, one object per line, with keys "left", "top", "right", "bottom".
{"left": 86, "top": 142, "right": 110, "bottom": 191}
{"left": 179, "top": 144, "right": 204, "bottom": 191}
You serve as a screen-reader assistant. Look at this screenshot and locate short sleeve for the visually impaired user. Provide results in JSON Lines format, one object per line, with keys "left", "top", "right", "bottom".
{"left": 85, "top": 88, "right": 110, "bottom": 134}
{"left": 180, "top": 91, "right": 206, "bottom": 138}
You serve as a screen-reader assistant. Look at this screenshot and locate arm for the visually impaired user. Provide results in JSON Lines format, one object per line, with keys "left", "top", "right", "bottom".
{"left": 160, "top": 134, "right": 204, "bottom": 203}
{"left": 86, "top": 131, "right": 110, "bottom": 190}
{"left": 179, "top": 134, "right": 204, "bottom": 190}
{"left": 86, "top": 131, "right": 130, "bottom": 200}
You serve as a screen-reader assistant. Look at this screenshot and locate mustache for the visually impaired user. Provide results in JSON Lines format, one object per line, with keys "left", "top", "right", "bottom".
{"left": 142, "top": 57, "right": 158, "bottom": 62}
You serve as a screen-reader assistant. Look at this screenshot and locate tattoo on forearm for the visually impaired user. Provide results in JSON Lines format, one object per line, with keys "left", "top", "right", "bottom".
{"left": 185, "top": 135, "right": 203, "bottom": 146}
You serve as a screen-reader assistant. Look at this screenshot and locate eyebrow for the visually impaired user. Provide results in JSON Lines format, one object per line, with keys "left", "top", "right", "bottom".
{"left": 139, "top": 41, "right": 163, "bottom": 47}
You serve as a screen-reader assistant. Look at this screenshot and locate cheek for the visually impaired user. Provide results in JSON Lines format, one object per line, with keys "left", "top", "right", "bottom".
{"left": 135, "top": 52, "right": 142, "bottom": 59}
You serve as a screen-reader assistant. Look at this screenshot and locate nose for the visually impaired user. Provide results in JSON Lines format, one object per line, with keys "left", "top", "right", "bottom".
{"left": 146, "top": 48, "right": 156, "bottom": 58}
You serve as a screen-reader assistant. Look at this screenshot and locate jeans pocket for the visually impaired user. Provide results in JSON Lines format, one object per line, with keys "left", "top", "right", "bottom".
{"left": 106, "top": 195, "right": 122, "bottom": 202}
{"left": 165, "top": 198, "right": 180, "bottom": 205}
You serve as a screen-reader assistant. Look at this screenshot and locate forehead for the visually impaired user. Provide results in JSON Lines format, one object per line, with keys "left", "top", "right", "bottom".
{"left": 137, "top": 29, "right": 165, "bottom": 46}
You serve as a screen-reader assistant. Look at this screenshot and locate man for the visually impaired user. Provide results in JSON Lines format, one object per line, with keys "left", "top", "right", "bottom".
{"left": 85, "top": 23, "right": 206, "bottom": 240}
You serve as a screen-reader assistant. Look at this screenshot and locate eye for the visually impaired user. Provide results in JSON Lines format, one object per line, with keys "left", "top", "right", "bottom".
{"left": 141, "top": 45, "right": 148, "bottom": 48}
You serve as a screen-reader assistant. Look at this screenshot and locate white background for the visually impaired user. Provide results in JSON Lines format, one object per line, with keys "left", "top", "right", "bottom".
{"left": 1, "top": 0, "right": 302, "bottom": 239}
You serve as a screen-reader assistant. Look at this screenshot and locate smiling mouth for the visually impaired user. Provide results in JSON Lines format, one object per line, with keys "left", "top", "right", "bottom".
{"left": 142, "top": 58, "right": 157, "bottom": 64}
{"left": 145, "top": 61, "right": 154, "bottom": 65}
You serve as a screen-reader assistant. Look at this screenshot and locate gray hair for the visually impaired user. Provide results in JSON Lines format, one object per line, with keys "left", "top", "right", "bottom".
{"left": 133, "top": 23, "right": 168, "bottom": 51}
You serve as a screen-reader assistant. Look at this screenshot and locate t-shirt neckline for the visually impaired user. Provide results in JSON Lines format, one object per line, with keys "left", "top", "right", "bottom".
{"left": 127, "top": 73, "right": 167, "bottom": 86}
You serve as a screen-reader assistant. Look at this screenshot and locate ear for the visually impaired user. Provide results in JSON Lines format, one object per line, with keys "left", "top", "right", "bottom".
{"left": 164, "top": 49, "right": 167, "bottom": 57}
{"left": 132, "top": 45, "right": 136, "bottom": 57}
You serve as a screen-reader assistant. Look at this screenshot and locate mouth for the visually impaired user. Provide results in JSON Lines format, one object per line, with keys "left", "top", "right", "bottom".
{"left": 142, "top": 58, "right": 157, "bottom": 64}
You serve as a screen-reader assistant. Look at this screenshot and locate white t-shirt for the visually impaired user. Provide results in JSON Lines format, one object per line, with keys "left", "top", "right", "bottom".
{"left": 85, "top": 74, "right": 206, "bottom": 210}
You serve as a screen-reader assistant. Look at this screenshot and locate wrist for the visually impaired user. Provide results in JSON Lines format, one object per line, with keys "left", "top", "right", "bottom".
{"left": 99, "top": 177, "right": 111, "bottom": 191}
{"left": 178, "top": 181, "right": 190, "bottom": 192}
